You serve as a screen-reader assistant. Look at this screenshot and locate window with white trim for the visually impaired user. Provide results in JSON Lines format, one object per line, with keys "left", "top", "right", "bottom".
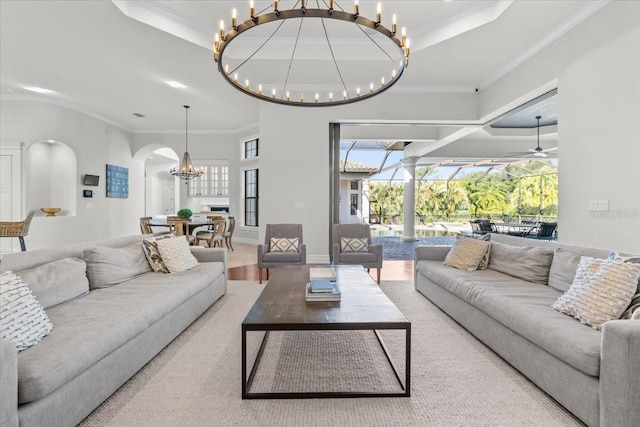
{"left": 244, "top": 138, "right": 259, "bottom": 159}
{"left": 244, "top": 168, "right": 258, "bottom": 227}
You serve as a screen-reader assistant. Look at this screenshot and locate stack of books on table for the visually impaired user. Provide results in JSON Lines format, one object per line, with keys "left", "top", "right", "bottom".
{"left": 306, "top": 268, "right": 340, "bottom": 303}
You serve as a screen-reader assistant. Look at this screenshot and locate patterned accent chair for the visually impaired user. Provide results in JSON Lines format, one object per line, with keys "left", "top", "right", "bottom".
{"left": 257, "top": 224, "right": 306, "bottom": 283}
{"left": 332, "top": 223, "right": 383, "bottom": 284}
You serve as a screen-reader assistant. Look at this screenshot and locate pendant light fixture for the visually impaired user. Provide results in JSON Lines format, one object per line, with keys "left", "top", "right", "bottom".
{"left": 169, "top": 105, "right": 204, "bottom": 181}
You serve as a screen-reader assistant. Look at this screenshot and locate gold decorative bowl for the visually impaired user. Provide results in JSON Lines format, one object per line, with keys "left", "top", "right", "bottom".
{"left": 41, "top": 207, "right": 61, "bottom": 217}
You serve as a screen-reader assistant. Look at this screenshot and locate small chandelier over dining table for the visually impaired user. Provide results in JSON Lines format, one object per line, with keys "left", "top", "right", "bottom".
{"left": 169, "top": 105, "right": 204, "bottom": 181}
{"left": 213, "top": 0, "right": 410, "bottom": 107}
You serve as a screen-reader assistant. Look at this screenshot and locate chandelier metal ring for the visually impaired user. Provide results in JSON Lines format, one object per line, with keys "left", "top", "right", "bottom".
{"left": 214, "top": 3, "right": 410, "bottom": 107}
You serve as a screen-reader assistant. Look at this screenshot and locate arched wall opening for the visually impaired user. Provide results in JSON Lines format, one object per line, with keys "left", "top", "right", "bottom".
{"left": 134, "top": 144, "right": 180, "bottom": 216}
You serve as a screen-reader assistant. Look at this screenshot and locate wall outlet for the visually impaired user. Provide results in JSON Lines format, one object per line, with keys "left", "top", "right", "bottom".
{"left": 589, "top": 200, "right": 609, "bottom": 211}
{"left": 294, "top": 202, "right": 304, "bottom": 209}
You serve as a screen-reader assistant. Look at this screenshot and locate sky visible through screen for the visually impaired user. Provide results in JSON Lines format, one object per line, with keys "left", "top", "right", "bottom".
{"left": 342, "top": 149, "right": 558, "bottom": 183}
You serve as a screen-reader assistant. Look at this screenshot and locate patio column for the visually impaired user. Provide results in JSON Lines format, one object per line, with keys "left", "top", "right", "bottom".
{"left": 361, "top": 179, "right": 370, "bottom": 224}
{"left": 402, "top": 157, "right": 417, "bottom": 241}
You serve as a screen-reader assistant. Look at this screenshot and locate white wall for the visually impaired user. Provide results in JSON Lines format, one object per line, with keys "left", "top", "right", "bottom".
{"left": 479, "top": 1, "right": 640, "bottom": 252}
{"left": 558, "top": 22, "right": 640, "bottom": 251}
{"left": 258, "top": 91, "right": 478, "bottom": 261}
{"left": 0, "top": 101, "right": 142, "bottom": 249}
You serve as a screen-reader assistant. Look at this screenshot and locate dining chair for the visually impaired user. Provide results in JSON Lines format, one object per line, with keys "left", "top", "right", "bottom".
{"left": 223, "top": 216, "right": 236, "bottom": 250}
{"left": 167, "top": 216, "right": 194, "bottom": 244}
{"left": 139, "top": 217, "right": 153, "bottom": 234}
{"left": 0, "top": 210, "right": 35, "bottom": 251}
{"left": 195, "top": 217, "right": 226, "bottom": 248}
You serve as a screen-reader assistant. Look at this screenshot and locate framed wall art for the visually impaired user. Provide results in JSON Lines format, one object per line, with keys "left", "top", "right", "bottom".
{"left": 106, "top": 164, "right": 129, "bottom": 198}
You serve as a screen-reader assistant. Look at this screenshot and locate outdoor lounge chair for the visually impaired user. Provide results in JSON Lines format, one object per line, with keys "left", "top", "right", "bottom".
{"left": 525, "top": 222, "right": 557, "bottom": 241}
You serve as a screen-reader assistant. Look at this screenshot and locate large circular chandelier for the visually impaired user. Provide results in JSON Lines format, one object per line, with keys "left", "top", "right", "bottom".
{"left": 213, "top": 1, "right": 410, "bottom": 107}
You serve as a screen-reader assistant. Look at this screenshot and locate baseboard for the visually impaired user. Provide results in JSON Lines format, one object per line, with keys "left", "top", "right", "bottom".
{"left": 307, "top": 254, "right": 331, "bottom": 264}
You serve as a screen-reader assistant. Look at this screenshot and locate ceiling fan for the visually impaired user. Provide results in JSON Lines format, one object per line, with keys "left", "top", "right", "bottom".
{"left": 508, "top": 115, "right": 558, "bottom": 158}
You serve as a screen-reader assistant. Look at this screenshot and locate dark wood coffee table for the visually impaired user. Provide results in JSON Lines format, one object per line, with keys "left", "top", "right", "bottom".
{"left": 241, "top": 265, "right": 411, "bottom": 399}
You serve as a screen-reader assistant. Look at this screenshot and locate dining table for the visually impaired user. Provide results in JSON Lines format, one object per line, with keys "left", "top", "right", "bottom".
{"left": 148, "top": 219, "right": 217, "bottom": 234}
{"left": 493, "top": 222, "right": 539, "bottom": 235}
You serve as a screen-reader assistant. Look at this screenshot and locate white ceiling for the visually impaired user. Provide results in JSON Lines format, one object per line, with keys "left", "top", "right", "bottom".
{"left": 0, "top": 0, "right": 603, "bottom": 152}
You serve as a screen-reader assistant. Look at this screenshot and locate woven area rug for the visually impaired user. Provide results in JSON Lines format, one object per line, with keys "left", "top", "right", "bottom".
{"left": 80, "top": 280, "right": 584, "bottom": 427}
{"left": 249, "top": 329, "right": 405, "bottom": 394}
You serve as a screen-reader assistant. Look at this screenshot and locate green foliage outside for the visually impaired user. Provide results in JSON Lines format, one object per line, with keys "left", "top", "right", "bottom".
{"left": 368, "top": 163, "right": 557, "bottom": 224}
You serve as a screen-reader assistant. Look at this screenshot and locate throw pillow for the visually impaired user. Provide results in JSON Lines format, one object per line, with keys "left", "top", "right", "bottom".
{"left": 270, "top": 237, "right": 299, "bottom": 253}
{"left": 18, "top": 257, "right": 89, "bottom": 309}
{"left": 155, "top": 236, "right": 199, "bottom": 273}
{"left": 0, "top": 271, "right": 53, "bottom": 351}
{"left": 142, "top": 233, "right": 176, "bottom": 273}
{"left": 552, "top": 256, "right": 640, "bottom": 330}
{"left": 341, "top": 237, "right": 369, "bottom": 253}
{"left": 443, "top": 235, "right": 491, "bottom": 271}
{"left": 488, "top": 241, "right": 554, "bottom": 284}
{"left": 83, "top": 243, "right": 152, "bottom": 289}
{"left": 548, "top": 248, "right": 583, "bottom": 292}
{"left": 608, "top": 251, "right": 640, "bottom": 319}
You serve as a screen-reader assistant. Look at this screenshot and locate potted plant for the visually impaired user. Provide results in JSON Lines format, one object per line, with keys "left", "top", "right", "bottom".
{"left": 177, "top": 208, "right": 193, "bottom": 219}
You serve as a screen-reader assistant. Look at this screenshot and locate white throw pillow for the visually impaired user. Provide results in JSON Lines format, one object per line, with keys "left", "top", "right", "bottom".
{"left": 0, "top": 271, "right": 53, "bottom": 351}
{"left": 552, "top": 256, "right": 640, "bottom": 330}
{"left": 155, "top": 236, "right": 199, "bottom": 273}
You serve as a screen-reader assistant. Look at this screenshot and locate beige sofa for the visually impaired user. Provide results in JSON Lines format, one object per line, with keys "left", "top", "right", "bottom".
{"left": 415, "top": 233, "right": 639, "bottom": 427}
{"left": 0, "top": 234, "right": 227, "bottom": 427}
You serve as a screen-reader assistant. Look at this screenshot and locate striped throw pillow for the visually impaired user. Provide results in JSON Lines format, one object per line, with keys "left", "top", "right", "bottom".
{"left": 608, "top": 251, "right": 640, "bottom": 319}
{"left": 443, "top": 235, "right": 491, "bottom": 271}
{"left": 0, "top": 271, "right": 53, "bottom": 351}
{"left": 552, "top": 256, "right": 640, "bottom": 330}
{"left": 270, "top": 238, "right": 299, "bottom": 253}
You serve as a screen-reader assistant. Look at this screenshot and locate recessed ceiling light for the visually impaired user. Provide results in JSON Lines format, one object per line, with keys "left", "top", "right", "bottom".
{"left": 166, "top": 81, "right": 187, "bottom": 88}
{"left": 23, "top": 86, "right": 56, "bottom": 94}
{"left": 47, "top": 140, "right": 55, "bottom": 143}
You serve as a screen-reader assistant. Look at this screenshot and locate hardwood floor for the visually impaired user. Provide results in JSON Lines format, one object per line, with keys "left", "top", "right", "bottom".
{"left": 227, "top": 243, "right": 414, "bottom": 281}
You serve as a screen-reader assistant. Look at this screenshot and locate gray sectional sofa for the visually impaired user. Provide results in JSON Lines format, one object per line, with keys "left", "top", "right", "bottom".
{"left": 0, "top": 234, "right": 227, "bottom": 427}
{"left": 414, "top": 233, "right": 639, "bottom": 427}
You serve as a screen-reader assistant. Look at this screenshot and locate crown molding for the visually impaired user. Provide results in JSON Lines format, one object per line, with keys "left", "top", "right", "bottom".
{"left": 1, "top": 93, "right": 132, "bottom": 132}
{"left": 1, "top": 94, "right": 259, "bottom": 136}
{"left": 410, "top": 0, "right": 513, "bottom": 52}
{"left": 133, "top": 122, "right": 259, "bottom": 135}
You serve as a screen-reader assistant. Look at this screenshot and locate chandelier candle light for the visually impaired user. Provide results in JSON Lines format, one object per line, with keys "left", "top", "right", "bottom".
{"left": 213, "top": 0, "right": 410, "bottom": 106}
{"left": 169, "top": 105, "right": 205, "bottom": 181}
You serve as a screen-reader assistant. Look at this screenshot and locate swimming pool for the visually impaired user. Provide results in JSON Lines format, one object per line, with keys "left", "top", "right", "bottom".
{"left": 370, "top": 228, "right": 457, "bottom": 238}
